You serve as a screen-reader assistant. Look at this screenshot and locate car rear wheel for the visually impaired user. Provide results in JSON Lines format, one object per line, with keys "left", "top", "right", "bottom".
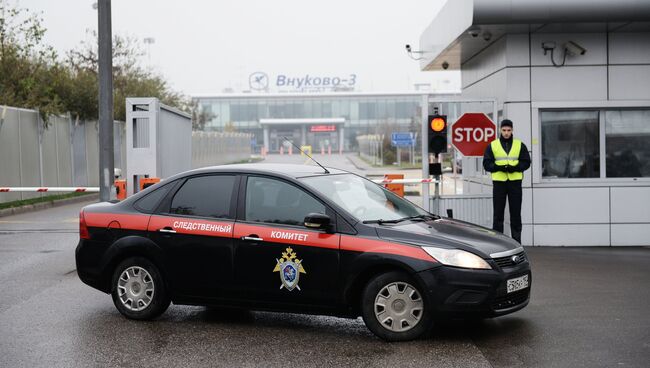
{"left": 111, "top": 257, "right": 170, "bottom": 320}
{"left": 361, "top": 271, "right": 433, "bottom": 341}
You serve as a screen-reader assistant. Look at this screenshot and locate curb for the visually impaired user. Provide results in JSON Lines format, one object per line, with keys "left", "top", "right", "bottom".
{"left": 345, "top": 154, "right": 367, "bottom": 171}
{"left": 0, "top": 193, "right": 99, "bottom": 218}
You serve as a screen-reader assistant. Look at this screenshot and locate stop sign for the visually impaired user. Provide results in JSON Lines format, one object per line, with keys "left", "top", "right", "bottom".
{"left": 451, "top": 113, "right": 497, "bottom": 156}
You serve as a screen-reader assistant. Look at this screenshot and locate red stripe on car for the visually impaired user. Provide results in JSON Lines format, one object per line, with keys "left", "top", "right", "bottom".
{"left": 149, "top": 215, "right": 234, "bottom": 237}
{"left": 233, "top": 223, "right": 340, "bottom": 250}
{"left": 84, "top": 213, "right": 150, "bottom": 231}
{"left": 340, "top": 235, "right": 435, "bottom": 263}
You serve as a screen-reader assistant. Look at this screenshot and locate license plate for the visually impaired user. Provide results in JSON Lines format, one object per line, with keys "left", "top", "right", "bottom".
{"left": 507, "top": 274, "right": 529, "bottom": 293}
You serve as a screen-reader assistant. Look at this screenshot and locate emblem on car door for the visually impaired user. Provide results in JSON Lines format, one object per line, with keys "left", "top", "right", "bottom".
{"left": 273, "top": 247, "right": 306, "bottom": 291}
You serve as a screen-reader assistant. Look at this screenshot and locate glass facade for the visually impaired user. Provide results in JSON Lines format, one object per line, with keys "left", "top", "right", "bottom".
{"left": 194, "top": 94, "right": 423, "bottom": 152}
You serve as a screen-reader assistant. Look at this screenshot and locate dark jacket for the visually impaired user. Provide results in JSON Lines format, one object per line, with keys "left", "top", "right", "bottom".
{"left": 483, "top": 136, "right": 531, "bottom": 174}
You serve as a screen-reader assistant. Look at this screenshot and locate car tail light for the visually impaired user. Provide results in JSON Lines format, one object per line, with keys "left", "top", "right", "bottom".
{"left": 79, "top": 210, "right": 90, "bottom": 239}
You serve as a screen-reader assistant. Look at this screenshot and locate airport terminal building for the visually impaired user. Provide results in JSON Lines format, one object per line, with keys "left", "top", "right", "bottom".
{"left": 193, "top": 92, "right": 431, "bottom": 153}
{"left": 418, "top": 0, "right": 650, "bottom": 246}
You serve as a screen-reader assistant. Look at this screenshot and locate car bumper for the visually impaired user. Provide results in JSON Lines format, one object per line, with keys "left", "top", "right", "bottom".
{"left": 416, "top": 260, "right": 531, "bottom": 317}
{"left": 76, "top": 239, "right": 111, "bottom": 293}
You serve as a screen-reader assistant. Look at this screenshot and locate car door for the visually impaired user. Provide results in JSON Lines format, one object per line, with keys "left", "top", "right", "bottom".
{"left": 232, "top": 175, "right": 340, "bottom": 306}
{"left": 148, "top": 174, "right": 239, "bottom": 300}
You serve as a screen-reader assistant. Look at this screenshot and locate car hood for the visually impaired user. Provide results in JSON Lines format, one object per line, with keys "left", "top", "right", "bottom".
{"left": 374, "top": 217, "right": 521, "bottom": 258}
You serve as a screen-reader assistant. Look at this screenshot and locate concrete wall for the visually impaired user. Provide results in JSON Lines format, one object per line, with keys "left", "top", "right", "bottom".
{"left": 457, "top": 31, "right": 650, "bottom": 246}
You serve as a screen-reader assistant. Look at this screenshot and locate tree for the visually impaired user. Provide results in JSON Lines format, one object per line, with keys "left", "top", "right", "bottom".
{"left": 0, "top": 1, "right": 194, "bottom": 127}
{"left": 66, "top": 31, "right": 185, "bottom": 122}
{"left": 185, "top": 98, "right": 215, "bottom": 130}
{"left": 0, "top": 1, "right": 63, "bottom": 123}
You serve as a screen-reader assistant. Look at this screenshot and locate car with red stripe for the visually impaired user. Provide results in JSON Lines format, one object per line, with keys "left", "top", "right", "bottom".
{"left": 76, "top": 164, "right": 531, "bottom": 341}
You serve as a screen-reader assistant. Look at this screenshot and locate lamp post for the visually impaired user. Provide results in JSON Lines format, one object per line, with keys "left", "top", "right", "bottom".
{"left": 97, "top": 0, "right": 114, "bottom": 201}
{"left": 144, "top": 37, "right": 155, "bottom": 63}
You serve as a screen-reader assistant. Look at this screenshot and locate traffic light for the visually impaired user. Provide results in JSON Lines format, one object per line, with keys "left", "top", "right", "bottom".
{"left": 428, "top": 114, "right": 448, "bottom": 154}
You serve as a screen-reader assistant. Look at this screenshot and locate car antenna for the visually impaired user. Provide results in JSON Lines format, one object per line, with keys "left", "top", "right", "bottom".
{"left": 282, "top": 136, "right": 330, "bottom": 174}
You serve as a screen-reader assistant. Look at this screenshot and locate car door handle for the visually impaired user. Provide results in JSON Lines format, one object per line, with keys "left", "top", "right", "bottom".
{"left": 241, "top": 235, "right": 263, "bottom": 242}
{"left": 159, "top": 227, "right": 177, "bottom": 234}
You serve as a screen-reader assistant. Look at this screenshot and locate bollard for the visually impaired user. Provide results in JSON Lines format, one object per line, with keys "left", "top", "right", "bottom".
{"left": 383, "top": 174, "right": 405, "bottom": 197}
{"left": 289, "top": 145, "right": 293, "bottom": 155}
{"left": 114, "top": 179, "right": 127, "bottom": 200}
{"left": 280, "top": 146, "right": 284, "bottom": 155}
{"left": 139, "top": 177, "right": 160, "bottom": 191}
{"left": 321, "top": 146, "right": 325, "bottom": 155}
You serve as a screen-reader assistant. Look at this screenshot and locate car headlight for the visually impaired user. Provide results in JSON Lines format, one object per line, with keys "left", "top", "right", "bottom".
{"left": 423, "top": 247, "right": 492, "bottom": 270}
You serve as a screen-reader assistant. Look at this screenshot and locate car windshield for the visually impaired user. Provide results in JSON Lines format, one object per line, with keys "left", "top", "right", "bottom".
{"left": 300, "top": 174, "right": 430, "bottom": 223}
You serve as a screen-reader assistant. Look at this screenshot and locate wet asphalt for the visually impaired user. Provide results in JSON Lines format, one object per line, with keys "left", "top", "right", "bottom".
{"left": 0, "top": 200, "right": 649, "bottom": 368}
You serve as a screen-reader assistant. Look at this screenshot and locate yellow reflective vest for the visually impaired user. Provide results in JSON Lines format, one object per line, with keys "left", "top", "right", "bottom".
{"left": 490, "top": 139, "right": 523, "bottom": 181}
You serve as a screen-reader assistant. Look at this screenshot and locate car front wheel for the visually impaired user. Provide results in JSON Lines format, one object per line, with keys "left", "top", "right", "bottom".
{"left": 361, "top": 271, "right": 433, "bottom": 341}
{"left": 111, "top": 257, "right": 170, "bottom": 320}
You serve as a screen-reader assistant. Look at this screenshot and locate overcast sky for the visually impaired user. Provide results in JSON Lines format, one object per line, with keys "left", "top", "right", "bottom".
{"left": 17, "top": 0, "right": 459, "bottom": 95}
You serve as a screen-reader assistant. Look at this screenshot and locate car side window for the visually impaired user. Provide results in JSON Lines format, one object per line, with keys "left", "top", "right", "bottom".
{"left": 134, "top": 181, "right": 174, "bottom": 213}
{"left": 169, "top": 175, "right": 236, "bottom": 219}
{"left": 245, "top": 176, "right": 326, "bottom": 226}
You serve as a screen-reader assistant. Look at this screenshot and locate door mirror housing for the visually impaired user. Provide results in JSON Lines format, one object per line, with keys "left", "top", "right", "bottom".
{"left": 304, "top": 213, "right": 331, "bottom": 229}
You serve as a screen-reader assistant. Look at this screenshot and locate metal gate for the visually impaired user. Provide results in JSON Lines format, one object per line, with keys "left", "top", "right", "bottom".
{"left": 420, "top": 96, "right": 498, "bottom": 227}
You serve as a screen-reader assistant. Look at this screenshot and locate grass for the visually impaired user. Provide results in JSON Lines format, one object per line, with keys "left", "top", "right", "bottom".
{"left": 357, "top": 154, "right": 424, "bottom": 169}
{"left": 0, "top": 192, "right": 94, "bottom": 210}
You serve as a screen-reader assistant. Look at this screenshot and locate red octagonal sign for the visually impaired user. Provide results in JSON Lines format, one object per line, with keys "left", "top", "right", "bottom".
{"left": 451, "top": 113, "right": 497, "bottom": 157}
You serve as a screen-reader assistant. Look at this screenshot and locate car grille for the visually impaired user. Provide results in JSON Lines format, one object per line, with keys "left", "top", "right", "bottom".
{"left": 493, "top": 251, "right": 527, "bottom": 269}
{"left": 492, "top": 289, "right": 530, "bottom": 310}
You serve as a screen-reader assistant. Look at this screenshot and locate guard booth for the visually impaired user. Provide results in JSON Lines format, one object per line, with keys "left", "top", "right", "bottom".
{"left": 125, "top": 97, "right": 192, "bottom": 196}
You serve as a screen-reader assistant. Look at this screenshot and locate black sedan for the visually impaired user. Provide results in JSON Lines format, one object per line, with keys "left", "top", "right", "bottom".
{"left": 76, "top": 164, "right": 531, "bottom": 341}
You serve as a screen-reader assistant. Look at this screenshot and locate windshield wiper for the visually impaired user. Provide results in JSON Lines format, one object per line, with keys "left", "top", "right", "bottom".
{"left": 404, "top": 214, "right": 439, "bottom": 221}
{"left": 362, "top": 218, "right": 401, "bottom": 224}
{"left": 363, "top": 214, "right": 439, "bottom": 225}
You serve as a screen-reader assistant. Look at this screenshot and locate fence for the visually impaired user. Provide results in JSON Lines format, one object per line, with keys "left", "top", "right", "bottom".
{"left": 431, "top": 194, "right": 493, "bottom": 229}
{"left": 0, "top": 106, "right": 126, "bottom": 203}
{"left": 356, "top": 134, "right": 383, "bottom": 165}
{"left": 0, "top": 105, "right": 253, "bottom": 204}
{"left": 191, "top": 131, "right": 253, "bottom": 169}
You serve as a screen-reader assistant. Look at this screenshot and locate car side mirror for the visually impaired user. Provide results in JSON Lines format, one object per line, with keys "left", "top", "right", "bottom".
{"left": 304, "top": 213, "right": 330, "bottom": 230}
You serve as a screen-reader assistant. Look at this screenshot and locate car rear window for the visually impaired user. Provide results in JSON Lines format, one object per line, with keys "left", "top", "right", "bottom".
{"left": 169, "top": 175, "right": 236, "bottom": 219}
{"left": 134, "top": 182, "right": 174, "bottom": 213}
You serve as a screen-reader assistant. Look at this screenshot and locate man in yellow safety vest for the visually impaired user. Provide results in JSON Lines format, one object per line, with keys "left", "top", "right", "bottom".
{"left": 482, "top": 119, "right": 531, "bottom": 243}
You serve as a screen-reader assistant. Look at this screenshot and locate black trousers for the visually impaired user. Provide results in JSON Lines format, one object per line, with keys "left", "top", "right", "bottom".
{"left": 492, "top": 180, "right": 523, "bottom": 243}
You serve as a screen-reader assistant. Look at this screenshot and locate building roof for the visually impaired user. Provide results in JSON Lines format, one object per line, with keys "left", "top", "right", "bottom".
{"left": 419, "top": 0, "right": 650, "bottom": 71}
{"left": 192, "top": 91, "right": 456, "bottom": 100}
{"left": 259, "top": 118, "right": 346, "bottom": 125}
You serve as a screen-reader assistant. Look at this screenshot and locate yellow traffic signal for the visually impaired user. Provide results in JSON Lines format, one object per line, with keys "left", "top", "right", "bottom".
{"left": 428, "top": 114, "right": 448, "bottom": 154}
{"left": 430, "top": 117, "right": 446, "bottom": 132}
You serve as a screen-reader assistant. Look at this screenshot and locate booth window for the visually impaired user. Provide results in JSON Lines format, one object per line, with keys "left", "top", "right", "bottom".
{"left": 541, "top": 110, "right": 600, "bottom": 178}
{"left": 541, "top": 109, "right": 650, "bottom": 179}
{"left": 605, "top": 110, "right": 650, "bottom": 178}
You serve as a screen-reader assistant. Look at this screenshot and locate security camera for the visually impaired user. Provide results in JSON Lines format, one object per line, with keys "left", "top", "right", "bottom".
{"left": 564, "top": 41, "right": 586, "bottom": 56}
{"left": 483, "top": 31, "right": 492, "bottom": 41}
{"left": 405, "top": 44, "right": 412, "bottom": 52}
{"left": 468, "top": 28, "right": 480, "bottom": 38}
{"left": 442, "top": 61, "right": 449, "bottom": 70}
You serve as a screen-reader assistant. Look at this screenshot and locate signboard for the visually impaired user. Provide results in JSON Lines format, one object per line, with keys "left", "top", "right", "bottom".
{"left": 451, "top": 113, "right": 497, "bottom": 156}
{"left": 249, "top": 72, "right": 357, "bottom": 93}
{"left": 391, "top": 132, "right": 415, "bottom": 147}
{"left": 310, "top": 125, "right": 337, "bottom": 132}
